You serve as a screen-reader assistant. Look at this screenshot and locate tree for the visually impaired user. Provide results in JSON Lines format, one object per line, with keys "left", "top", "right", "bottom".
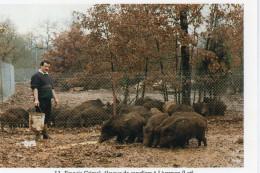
{"left": 196, "top": 4, "right": 244, "bottom": 98}
{"left": 36, "top": 19, "right": 58, "bottom": 51}
{"left": 43, "top": 4, "right": 244, "bottom": 102}
{"left": 178, "top": 5, "right": 191, "bottom": 105}
{"left": 43, "top": 26, "right": 87, "bottom": 72}
{"left": 0, "top": 18, "right": 16, "bottom": 63}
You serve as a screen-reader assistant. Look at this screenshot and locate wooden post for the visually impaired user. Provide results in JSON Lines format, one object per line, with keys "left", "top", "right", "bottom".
{"left": 112, "top": 72, "right": 117, "bottom": 117}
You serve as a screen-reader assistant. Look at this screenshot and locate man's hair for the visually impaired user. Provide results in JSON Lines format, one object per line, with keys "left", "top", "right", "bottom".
{"left": 40, "top": 60, "right": 50, "bottom": 66}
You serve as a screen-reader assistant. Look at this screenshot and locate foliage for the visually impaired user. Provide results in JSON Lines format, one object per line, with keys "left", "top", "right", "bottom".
{"left": 0, "top": 18, "right": 16, "bottom": 63}
{"left": 42, "top": 4, "right": 244, "bottom": 103}
{"left": 0, "top": 17, "right": 48, "bottom": 83}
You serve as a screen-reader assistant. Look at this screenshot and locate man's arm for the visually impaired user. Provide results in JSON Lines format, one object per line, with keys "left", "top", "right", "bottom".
{"left": 52, "top": 89, "right": 59, "bottom": 105}
{"left": 33, "top": 88, "right": 40, "bottom": 106}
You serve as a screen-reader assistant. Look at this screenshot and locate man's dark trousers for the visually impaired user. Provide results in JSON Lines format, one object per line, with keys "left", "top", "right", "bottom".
{"left": 35, "top": 98, "right": 52, "bottom": 124}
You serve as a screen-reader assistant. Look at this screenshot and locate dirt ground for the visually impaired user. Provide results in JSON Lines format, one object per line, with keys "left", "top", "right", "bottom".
{"left": 0, "top": 82, "right": 244, "bottom": 168}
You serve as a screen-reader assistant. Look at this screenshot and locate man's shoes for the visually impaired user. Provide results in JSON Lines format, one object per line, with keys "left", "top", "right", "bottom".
{"left": 35, "top": 132, "right": 41, "bottom": 141}
{"left": 42, "top": 125, "right": 52, "bottom": 139}
{"left": 43, "top": 132, "right": 52, "bottom": 139}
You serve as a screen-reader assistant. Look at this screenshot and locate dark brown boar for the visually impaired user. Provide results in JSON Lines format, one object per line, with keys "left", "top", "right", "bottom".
{"left": 66, "top": 109, "right": 83, "bottom": 128}
{"left": 166, "top": 104, "right": 194, "bottom": 116}
{"left": 112, "top": 104, "right": 153, "bottom": 127}
{"left": 151, "top": 108, "right": 162, "bottom": 115}
{"left": 106, "top": 102, "right": 149, "bottom": 116}
{"left": 158, "top": 116, "right": 207, "bottom": 148}
{"left": 6, "top": 107, "right": 29, "bottom": 127}
{"left": 55, "top": 108, "right": 82, "bottom": 128}
{"left": 51, "top": 104, "right": 69, "bottom": 127}
{"left": 203, "top": 98, "right": 227, "bottom": 116}
{"left": 0, "top": 112, "right": 19, "bottom": 130}
{"left": 143, "top": 100, "right": 164, "bottom": 112}
{"left": 75, "top": 99, "right": 105, "bottom": 112}
{"left": 171, "top": 111, "right": 207, "bottom": 118}
{"left": 119, "top": 105, "right": 152, "bottom": 123}
{"left": 119, "top": 105, "right": 149, "bottom": 115}
{"left": 162, "top": 100, "right": 176, "bottom": 112}
{"left": 152, "top": 112, "right": 206, "bottom": 148}
{"left": 103, "top": 102, "right": 127, "bottom": 115}
{"left": 134, "top": 97, "right": 153, "bottom": 106}
{"left": 142, "top": 113, "right": 169, "bottom": 147}
{"left": 152, "top": 116, "right": 179, "bottom": 148}
{"left": 193, "top": 102, "right": 209, "bottom": 116}
{"left": 139, "top": 112, "right": 154, "bottom": 123}
{"left": 98, "top": 112, "right": 146, "bottom": 144}
{"left": 81, "top": 107, "right": 112, "bottom": 127}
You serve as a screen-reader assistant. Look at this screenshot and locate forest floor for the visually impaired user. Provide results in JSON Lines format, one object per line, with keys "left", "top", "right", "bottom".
{"left": 0, "top": 82, "right": 244, "bottom": 168}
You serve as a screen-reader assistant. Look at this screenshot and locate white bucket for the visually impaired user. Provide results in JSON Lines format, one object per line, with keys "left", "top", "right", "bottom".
{"left": 29, "top": 112, "right": 45, "bottom": 132}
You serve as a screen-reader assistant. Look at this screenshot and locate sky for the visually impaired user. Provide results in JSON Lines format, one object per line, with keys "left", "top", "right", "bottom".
{"left": 0, "top": 0, "right": 243, "bottom": 35}
{"left": 0, "top": 4, "right": 94, "bottom": 34}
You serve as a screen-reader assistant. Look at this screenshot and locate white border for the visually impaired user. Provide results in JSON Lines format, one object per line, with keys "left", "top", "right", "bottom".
{"left": 0, "top": 0, "right": 257, "bottom": 172}
{"left": 244, "top": 1, "right": 258, "bottom": 173}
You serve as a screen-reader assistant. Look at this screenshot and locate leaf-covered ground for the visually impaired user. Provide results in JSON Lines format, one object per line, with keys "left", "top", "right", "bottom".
{"left": 0, "top": 113, "right": 243, "bottom": 168}
{"left": 0, "top": 82, "right": 243, "bottom": 168}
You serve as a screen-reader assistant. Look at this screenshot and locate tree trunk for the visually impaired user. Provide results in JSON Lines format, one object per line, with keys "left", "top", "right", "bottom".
{"left": 193, "top": 90, "right": 196, "bottom": 105}
{"left": 175, "top": 89, "right": 178, "bottom": 103}
{"left": 156, "top": 38, "right": 168, "bottom": 102}
{"left": 110, "top": 51, "right": 117, "bottom": 117}
{"left": 198, "top": 88, "right": 202, "bottom": 102}
{"left": 123, "top": 74, "right": 130, "bottom": 104}
{"left": 174, "top": 36, "right": 179, "bottom": 104}
{"left": 135, "top": 80, "right": 140, "bottom": 101}
{"left": 110, "top": 51, "right": 115, "bottom": 73}
{"left": 178, "top": 90, "right": 181, "bottom": 104}
{"left": 142, "top": 57, "right": 148, "bottom": 98}
{"left": 180, "top": 6, "right": 191, "bottom": 106}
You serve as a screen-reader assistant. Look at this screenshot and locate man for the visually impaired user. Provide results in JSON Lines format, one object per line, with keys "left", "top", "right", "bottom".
{"left": 31, "top": 60, "right": 59, "bottom": 140}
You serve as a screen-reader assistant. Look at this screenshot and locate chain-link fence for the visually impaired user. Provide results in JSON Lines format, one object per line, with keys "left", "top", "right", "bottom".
{"left": 15, "top": 68, "right": 37, "bottom": 83}
{"left": 0, "top": 70, "right": 243, "bottom": 131}
{"left": 0, "top": 61, "right": 15, "bottom": 104}
{"left": 51, "top": 71, "right": 243, "bottom": 104}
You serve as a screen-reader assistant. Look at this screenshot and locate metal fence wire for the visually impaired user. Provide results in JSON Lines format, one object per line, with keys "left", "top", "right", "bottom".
{"left": 0, "top": 61, "right": 15, "bottom": 104}
{"left": 0, "top": 71, "right": 243, "bottom": 130}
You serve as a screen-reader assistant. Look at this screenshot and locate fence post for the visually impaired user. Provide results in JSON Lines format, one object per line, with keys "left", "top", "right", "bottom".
{"left": 112, "top": 72, "right": 117, "bottom": 117}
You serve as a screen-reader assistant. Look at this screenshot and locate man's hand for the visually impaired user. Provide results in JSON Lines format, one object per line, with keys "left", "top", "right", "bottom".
{"left": 54, "top": 98, "right": 59, "bottom": 105}
{"left": 33, "top": 88, "right": 39, "bottom": 107}
{"left": 52, "top": 89, "right": 59, "bottom": 105}
{"left": 34, "top": 100, "right": 40, "bottom": 107}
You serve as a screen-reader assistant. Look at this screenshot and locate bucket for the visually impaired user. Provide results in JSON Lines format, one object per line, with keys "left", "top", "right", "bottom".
{"left": 29, "top": 112, "right": 45, "bottom": 132}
